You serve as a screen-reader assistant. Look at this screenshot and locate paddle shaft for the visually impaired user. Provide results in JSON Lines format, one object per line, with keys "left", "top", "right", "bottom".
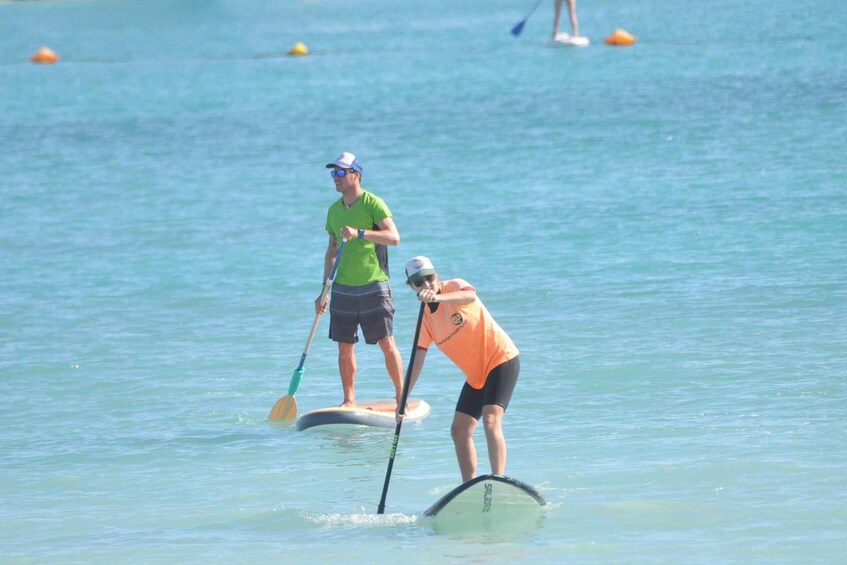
{"left": 291, "top": 238, "right": 347, "bottom": 390}
{"left": 377, "top": 302, "right": 426, "bottom": 515}
{"left": 268, "top": 239, "right": 348, "bottom": 420}
{"left": 511, "top": 0, "right": 545, "bottom": 36}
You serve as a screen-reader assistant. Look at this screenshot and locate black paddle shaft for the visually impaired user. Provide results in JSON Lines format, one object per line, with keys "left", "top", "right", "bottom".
{"left": 377, "top": 302, "right": 426, "bottom": 514}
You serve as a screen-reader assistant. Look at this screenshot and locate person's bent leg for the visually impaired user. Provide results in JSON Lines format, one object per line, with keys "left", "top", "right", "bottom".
{"left": 482, "top": 404, "right": 506, "bottom": 476}
{"left": 567, "top": 0, "right": 580, "bottom": 36}
{"left": 338, "top": 342, "right": 357, "bottom": 407}
{"left": 451, "top": 411, "right": 478, "bottom": 482}
{"left": 329, "top": 284, "right": 360, "bottom": 407}
{"left": 479, "top": 356, "right": 518, "bottom": 476}
{"left": 377, "top": 335, "right": 403, "bottom": 406}
{"left": 553, "top": 0, "right": 563, "bottom": 38}
{"left": 359, "top": 282, "right": 402, "bottom": 405}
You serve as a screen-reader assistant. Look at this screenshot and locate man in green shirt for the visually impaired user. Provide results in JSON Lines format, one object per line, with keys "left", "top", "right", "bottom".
{"left": 315, "top": 152, "right": 403, "bottom": 408}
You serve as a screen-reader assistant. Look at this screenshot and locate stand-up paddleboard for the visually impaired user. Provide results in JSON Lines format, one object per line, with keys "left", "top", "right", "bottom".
{"left": 549, "top": 32, "right": 590, "bottom": 47}
{"left": 423, "top": 474, "right": 546, "bottom": 534}
{"left": 296, "top": 399, "right": 430, "bottom": 431}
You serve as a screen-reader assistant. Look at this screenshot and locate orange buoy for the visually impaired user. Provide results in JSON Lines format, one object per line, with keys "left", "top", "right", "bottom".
{"left": 604, "top": 29, "right": 637, "bottom": 46}
{"left": 30, "top": 46, "right": 60, "bottom": 63}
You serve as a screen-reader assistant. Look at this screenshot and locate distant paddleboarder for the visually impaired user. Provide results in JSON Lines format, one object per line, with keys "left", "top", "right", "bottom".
{"left": 397, "top": 256, "right": 520, "bottom": 483}
{"left": 317, "top": 152, "right": 403, "bottom": 408}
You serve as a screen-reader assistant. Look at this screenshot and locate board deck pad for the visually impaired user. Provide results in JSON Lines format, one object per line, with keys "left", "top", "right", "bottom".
{"left": 296, "top": 399, "right": 430, "bottom": 431}
{"left": 423, "top": 474, "right": 546, "bottom": 534}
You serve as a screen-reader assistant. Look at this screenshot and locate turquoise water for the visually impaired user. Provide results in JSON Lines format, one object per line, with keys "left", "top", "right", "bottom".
{"left": 2, "top": 0, "right": 846, "bottom": 562}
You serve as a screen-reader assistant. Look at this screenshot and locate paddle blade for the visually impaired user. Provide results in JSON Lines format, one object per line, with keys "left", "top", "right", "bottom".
{"left": 268, "top": 395, "right": 298, "bottom": 421}
{"left": 511, "top": 20, "right": 526, "bottom": 36}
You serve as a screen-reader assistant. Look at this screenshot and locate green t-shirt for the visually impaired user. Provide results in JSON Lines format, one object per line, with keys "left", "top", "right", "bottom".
{"left": 325, "top": 190, "right": 392, "bottom": 286}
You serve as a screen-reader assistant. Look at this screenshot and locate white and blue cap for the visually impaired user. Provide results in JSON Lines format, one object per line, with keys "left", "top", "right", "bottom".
{"left": 405, "top": 256, "right": 437, "bottom": 284}
{"left": 325, "top": 151, "right": 363, "bottom": 174}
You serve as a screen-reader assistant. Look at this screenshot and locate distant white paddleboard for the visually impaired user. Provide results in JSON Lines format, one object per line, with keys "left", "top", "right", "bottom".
{"left": 423, "top": 474, "right": 546, "bottom": 534}
{"left": 549, "top": 32, "right": 590, "bottom": 47}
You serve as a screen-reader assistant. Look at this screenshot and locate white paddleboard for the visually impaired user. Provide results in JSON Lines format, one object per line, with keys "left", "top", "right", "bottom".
{"left": 549, "top": 32, "right": 590, "bottom": 47}
{"left": 423, "top": 474, "right": 546, "bottom": 534}
{"left": 296, "top": 398, "right": 430, "bottom": 431}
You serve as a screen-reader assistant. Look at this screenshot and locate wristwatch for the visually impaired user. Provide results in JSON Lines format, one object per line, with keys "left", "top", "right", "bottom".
{"left": 358, "top": 228, "right": 365, "bottom": 240}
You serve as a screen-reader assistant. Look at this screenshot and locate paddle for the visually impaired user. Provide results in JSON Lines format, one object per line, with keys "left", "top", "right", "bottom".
{"left": 377, "top": 301, "right": 426, "bottom": 514}
{"left": 511, "top": 0, "right": 545, "bottom": 36}
{"left": 267, "top": 239, "right": 347, "bottom": 421}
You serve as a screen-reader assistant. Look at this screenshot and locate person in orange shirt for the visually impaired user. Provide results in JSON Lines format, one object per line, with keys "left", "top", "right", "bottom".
{"left": 398, "top": 256, "right": 520, "bottom": 483}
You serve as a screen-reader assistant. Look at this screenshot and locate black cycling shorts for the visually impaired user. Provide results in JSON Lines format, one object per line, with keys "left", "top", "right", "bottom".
{"left": 455, "top": 355, "right": 520, "bottom": 420}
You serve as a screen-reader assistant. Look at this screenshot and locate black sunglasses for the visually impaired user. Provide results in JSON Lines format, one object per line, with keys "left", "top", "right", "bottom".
{"left": 411, "top": 274, "right": 435, "bottom": 288}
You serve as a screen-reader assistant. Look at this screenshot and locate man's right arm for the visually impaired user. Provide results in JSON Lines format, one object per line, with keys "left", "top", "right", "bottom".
{"left": 316, "top": 234, "right": 337, "bottom": 315}
{"left": 324, "top": 234, "right": 338, "bottom": 282}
